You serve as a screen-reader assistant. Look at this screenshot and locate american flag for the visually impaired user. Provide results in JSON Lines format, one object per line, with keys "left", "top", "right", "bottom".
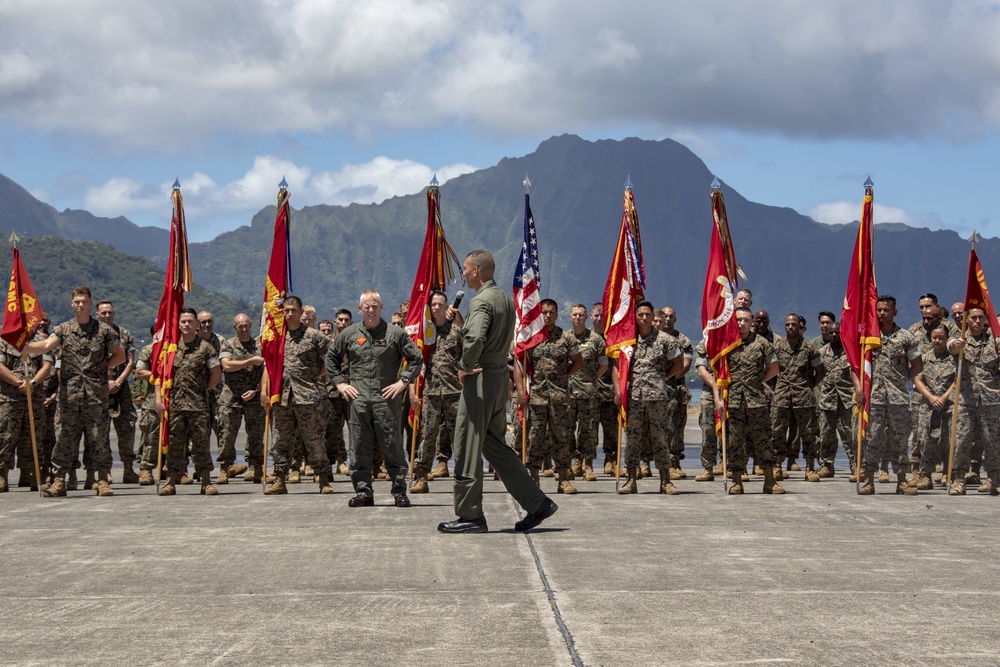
{"left": 513, "top": 192, "right": 545, "bottom": 362}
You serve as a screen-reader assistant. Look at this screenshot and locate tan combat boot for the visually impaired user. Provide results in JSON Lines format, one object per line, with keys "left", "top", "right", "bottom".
{"left": 804, "top": 458, "right": 820, "bottom": 482}
{"left": 409, "top": 471, "right": 429, "bottom": 494}
{"left": 557, "top": 469, "right": 578, "bottom": 494}
{"left": 227, "top": 463, "right": 248, "bottom": 478}
{"left": 96, "top": 471, "right": 114, "bottom": 497}
{"left": 430, "top": 459, "right": 449, "bottom": 479}
{"left": 857, "top": 469, "right": 875, "bottom": 495}
{"left": 896, "top": 471, "right": 918, "bottom": 495}
{"left": 582, "top": 458, "right": 598, "bottom": 482}
{"left": 728, "top": 471, "right": 744, "bottom": 495}
{"left": 984, "top": 470, "right": 999, "bottom": 496}
{"left": 303, "top": 463, "right": 315, "bottom": 477}
{"left": 179, "top": 470, "right": 193, "bottom": 485}
{"left": 617, "top": 467, "right": 638, "bottom": 494}
{"left": 337, "top": 462, "right": 350, "bottom": 476}
{"left": 287, "top": 467, "right": 301, "bottom": 483}
{"left": 848, "top": 466, "right": 859, "bottom": 483}
{"left": 542, "top": 458, "right": 554, "bottom": 477}
{"left": 571, "top": 458, "right": 584, "bottom": 477}
{"left": 317, "top": 472, "right": 334, "bottom": 495}
{"left": 200, "top": 469, "right": 218, "bottom": 495}
{"left": 695, "top": 467, "right": 714, "bottom": 482}
{"left": 948, "top": 477, "right": 966, "bottom": 495}
{"left": 43, "top": 474, "right": 67, "bottom": 497}
{"left": 121, "top": 465, "right": 140, "bottom": 484}
{"left": 215, "top": 466, "right": 229, "bottom": 485}
{"left": 659, "top": 469, "right": 680, "bottom": 495}
{"left": 669, "top": 455, "right": 686, "bottom": 480}
{"left": 713, "top": 462, "right": 725, "bottom": 476}
{"left": 138, "top": 469, "right": 154, "bottom": 486}
{"left": 817, "top": 463, "right": 835, "bottom": 479}
{"left": 640, "top": 461, "right": 652, "bottom": 478}
{"left": 787, "top": 458, "right": 802, "bottom": 472}
{"left": 264, "top": 471, "right": 288, "bottom": 495}
{"left": 377, "top": 464, "right": 390, "bottom": 480}
{"left": 158, "top": 471, "right": 178, "bottom": 496}
{"left": 878, "top": 463, "right": 890, "bottom": 483}
{"left": 763, "top": 466, "right": 786, "bottom": 494}
{"left": 604, "top": 459, "right": 614, "bottom": 475}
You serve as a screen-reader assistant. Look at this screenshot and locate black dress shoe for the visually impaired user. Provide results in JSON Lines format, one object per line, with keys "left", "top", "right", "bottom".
{"left": 348, "top": 493, "right": 374, "bottom": 507}
{"left": 394, "top": 493, "right": 411, "bottom": 508}
{"left": 514, "top": 498, "right": 558, "bottom": 532}
{"left": 437, "top": 516, "right": 488, "bottom": 533}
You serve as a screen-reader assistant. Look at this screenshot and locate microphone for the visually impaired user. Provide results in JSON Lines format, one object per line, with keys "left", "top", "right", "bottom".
{"left": 452, "top": 291, "right": 465, "bottom": 309}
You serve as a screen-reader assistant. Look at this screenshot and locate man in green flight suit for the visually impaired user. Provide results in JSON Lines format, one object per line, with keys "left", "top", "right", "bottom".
{"left": 326, "top": 290, "right": 422, "bottom": 507}
{"left": 438, "top": 249, "right": 558, "bottom": 534}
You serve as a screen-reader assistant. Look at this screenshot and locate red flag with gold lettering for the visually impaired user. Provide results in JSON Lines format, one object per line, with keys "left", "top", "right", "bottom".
{"left": 701, "top": 186, "right": 742, "bottom": 434}
{"left": 964, "top": 248, "right": 1000, "bottom": 337}
{"left": 841, "top": 182, "right": 880, "bottom": 439}
{"left": 151, "top": 183, "right": 193, "bottom": 453}
{"left": 1, "top": 248, "right": 46, "bottom": 351}
{"left": 602, "top": 183, "right": 645, "bottom": 427}
{"left": 260, "top": 183, "right": 293, "bottom": 405}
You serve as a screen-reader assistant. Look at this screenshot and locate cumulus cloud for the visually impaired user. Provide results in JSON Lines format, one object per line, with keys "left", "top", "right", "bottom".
{"left": 2, "top": 1, "right": 999, "bottom": 152}
{"left": 82, "top": 155, "right": 477, "bottom": 230}
{"left": 806, "top": 201, "right": 911, "bottom": 226}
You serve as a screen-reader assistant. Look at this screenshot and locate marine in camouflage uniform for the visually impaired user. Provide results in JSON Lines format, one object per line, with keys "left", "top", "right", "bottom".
{"left": 947, "top": 310, "right": 1000, "bottom": 494}
{"left": 96, "top": 302, "right": 138, "bottom": 482}
{"left": 694, "top": 340, "right": 720, "bottom": 478}
{"left": 217, "top": 319, "right": 265, "bottom": 482}
{"left": 816, "top": 328, "right": 856, "bottom": 476}
{"left": 410, "top": 309, "right": 463, "bottom": 490}
{"left": 722, "top": 308, "right": 783, "bottom": 494}
{"left": 770, "top": 315, "right": 825, "bottom": 481}
{"left": 29, "top": 289, "right": 124, "bottom": 497}
{"left": 908, "top": 312, "right": 961, "bottom": 471}
{"left": 910, "top": 330, "right": 955, "bottom": 489}
{"left": 157, "top": 315, "right": 221, "bottom": 495}
{"left": 566, "top": 304, "right": 607, "bottom": 482}
{"left": 663, "top": 310, "right": 693, "bottom": 477}
{"left": 134, "top": 342, "right": 160, "bottom": 483}
{"left": 327, "top": 291, "right": 422, "bottom": 505}
{"left": 616, "top": 303, "right": 682, "bottom": 494}
{"left": 0, "top": 332, "right": 52, "bottom": 491}
{"left": 265, "top": 304, "right": 334, "bottom": 494}
{"left": 855, "top": 297, "right": 921, "bottom": 495}
{"left": 514, "top": 300, "right": 583, "bottom": 493}
{"left": 197, "top": 312, "right": 226, "bottom": 451}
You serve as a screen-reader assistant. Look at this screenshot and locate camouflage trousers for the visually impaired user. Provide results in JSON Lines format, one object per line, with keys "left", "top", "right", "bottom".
{"left": 52, "top": 397, "right": 111, "bottom": 475}
{"left": 108, "top": 392, "right": 137, "bottom": 467}
{"left": 699, "top": 389, "right": 719, "bottom": 469}
{"left": 137, "top": 408, "right": 161, "bottom": 471}
{"left": 272, "top": 401, "right": 331, "bottom": 476}
{"left": 669, "top": 391, "right": 689, "bottom": 459}
{"left": 624, "top": 399, "right": 673, "bottom": 469}
{"left": 727, "top": 403, "right": 774, "bottom": 472}
{"left": 819, "top": 402, "right": 854, "bottom": 469}
{"left": 325, "top": 396, "right": 349, "bottom": 465}
{"left": 771, "top": 404, "right": 819, "bottom": 462}
{"left": 0, "top": 400, "right": 45, "bottom": 472}
{"left": 165, "top": 408, "right": 213, "bottom": 474}
{"left": 914, "top": 406, "right": 950, "bottom": 475}
{"left": 526, "top": 401, "right": 574, "bottom": 472}
{"left": 568, "top": 396, "right": 599, "bottom": 460}
{"left": 908, "top": 396, "right": 924, "bottom": 465}
{"left": 598, "top": 397, "right": 619, "bottom": 461}
{"left": 413, "top": 393, "right": 459, "bottom": 473}
{"left": 217, "top": 399, "right": 266, "bottom": 468}
{"left": 861, "top": 403, "right": 910, "bottom": 474}
{"left": 510, "top": 403, "right": 523, "bottom": 455}
{"left": 951, "top": 403, "right": 1000, "bottom": 476}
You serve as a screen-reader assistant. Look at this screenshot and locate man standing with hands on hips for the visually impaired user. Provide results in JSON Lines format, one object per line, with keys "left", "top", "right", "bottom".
{"left": 438, "top": 249, "right": 558, "bottom": 534}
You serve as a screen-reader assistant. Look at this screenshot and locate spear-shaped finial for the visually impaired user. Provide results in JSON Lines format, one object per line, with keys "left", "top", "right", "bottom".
{"left": 969, "top": 230, "right": 981, "bottom": 247}
{"left": 863, "top": 175, "right": 874, "bottom": 192}
{"left": 523, "top": 174, "right": 531, "bottom": 193}
{"left": 430, "top": 173, "right": 439, "bottom": 187}
{"left": 279, "top": 176, "right": 288, "bottom": 191}
{"left": 711, "top": 176, "right": 721, "bottom": 193}
{"left": 172, "top": 178, "right": 181, "bottom": 191}
{"left": 9, "top": 230, "right": 19, "bottom": 247}
{"left": 624, "top": 174, "right": 634, "bottom": 189}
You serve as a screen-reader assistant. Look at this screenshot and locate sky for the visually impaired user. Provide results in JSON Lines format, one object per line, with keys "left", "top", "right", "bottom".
{"left": 2, "top": 0, "right": 1000, "bottom": 242}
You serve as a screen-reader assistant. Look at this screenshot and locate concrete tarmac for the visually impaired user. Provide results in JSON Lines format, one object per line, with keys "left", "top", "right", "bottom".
{"left": 2, "top": 423, "right": 999, "bottom": 666}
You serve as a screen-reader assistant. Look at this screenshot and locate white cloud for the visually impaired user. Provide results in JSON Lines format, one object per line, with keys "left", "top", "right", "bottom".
{"left": 806, "top": 201, "right": 916, "bottom": 226}
{"left": 2, "top": 1, "right": 1000, "bottom": 152}
{"left": 82, "top": 155, "right": 477, "bottom": 228}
